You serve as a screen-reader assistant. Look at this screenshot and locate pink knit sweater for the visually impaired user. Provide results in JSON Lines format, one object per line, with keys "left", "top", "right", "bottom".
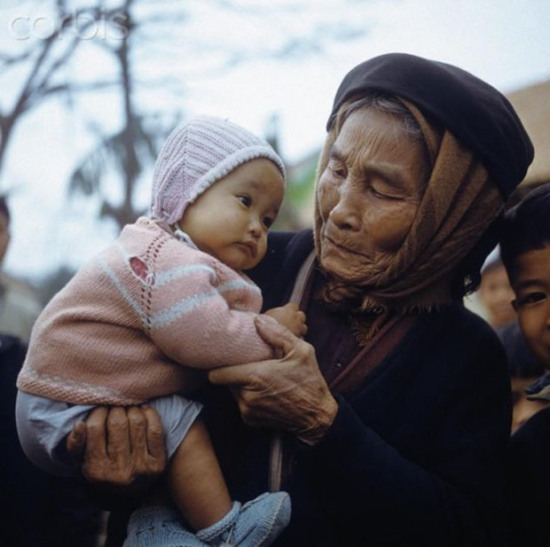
{"left": 17, "top": 217, "right": 276, "bottom": 405}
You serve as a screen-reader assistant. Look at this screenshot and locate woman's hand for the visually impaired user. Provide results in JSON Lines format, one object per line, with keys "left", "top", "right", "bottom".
{"left": 66, "top": 405, "right": 167, "bottom": 497}
{"left": 209, "top": 315, "right": 338, "bottom": 445}
{"left": 264, "top": 302, "right": 308, "bottom": 338}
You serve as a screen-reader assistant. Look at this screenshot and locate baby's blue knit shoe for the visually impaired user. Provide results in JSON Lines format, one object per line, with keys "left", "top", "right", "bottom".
{"left": 197, "top": 492, "right": 291, "bottom": 546}
{"left": 123, "top": 505, "right": 208, "bottom": 547}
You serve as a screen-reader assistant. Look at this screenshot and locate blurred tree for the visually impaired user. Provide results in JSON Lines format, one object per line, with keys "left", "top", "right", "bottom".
{"left": 67, "top": 0, "right": 179, "bottom": 229}
{"left": 0, "top": 1, "right": 121, "bottom": 185}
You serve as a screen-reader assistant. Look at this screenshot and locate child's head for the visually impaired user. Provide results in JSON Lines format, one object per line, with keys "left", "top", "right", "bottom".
{"left": 500, "top": 183, "right": 550, "bottom": 368}
{"left": 151, "top": 116, "right": 286, "bottom": 270}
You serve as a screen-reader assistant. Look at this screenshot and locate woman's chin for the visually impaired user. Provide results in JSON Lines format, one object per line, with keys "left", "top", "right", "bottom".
{"left": 320, "top": 254, "right": 367, "bottom": 283}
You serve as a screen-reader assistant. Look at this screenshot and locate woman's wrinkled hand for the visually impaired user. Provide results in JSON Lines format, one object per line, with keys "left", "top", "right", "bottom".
{"left": 66, "top": 405, "right": 167, "bottom": 497}
{"left": 264, "top": 302, "right": 308, "bottom": 338}
{"left": 208, "top": 315, "right": 338, "bottom": 445}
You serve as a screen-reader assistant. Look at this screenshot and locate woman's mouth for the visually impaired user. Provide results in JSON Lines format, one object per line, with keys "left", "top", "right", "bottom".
{"left": 323, "top": 235, "right": 365, "bottom": 257}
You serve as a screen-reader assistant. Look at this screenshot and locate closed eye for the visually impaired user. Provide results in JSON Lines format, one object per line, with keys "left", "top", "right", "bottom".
{"left": 328, "top": 159, "right": 347, "bottom": 179}
{"left": 368, "top": 186, "right": 403, "bottom": 201}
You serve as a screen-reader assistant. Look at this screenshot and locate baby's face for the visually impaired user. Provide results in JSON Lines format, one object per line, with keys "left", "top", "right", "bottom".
{"left": 179, "top": 158, "right": 284, "bottom": 271}
{"left": 513, "top": 245, "right": 550, "bottom": 368}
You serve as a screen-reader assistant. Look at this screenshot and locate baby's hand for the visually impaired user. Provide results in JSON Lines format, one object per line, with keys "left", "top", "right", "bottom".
{"left": 264, "top": 302, "right": 307, "bottom": 338}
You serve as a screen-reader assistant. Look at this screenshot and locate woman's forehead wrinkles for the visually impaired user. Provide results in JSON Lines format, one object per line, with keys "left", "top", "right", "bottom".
{"left": 335, "top": 126, "right": 411, "bottom": 183}
{"left": 329, "top": 144, "right": 344, "bottom": 160}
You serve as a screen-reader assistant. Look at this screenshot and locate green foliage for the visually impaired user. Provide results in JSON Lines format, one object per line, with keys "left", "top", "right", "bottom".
{"left": 287, "top": 155, "right": 318, "bottom": 207}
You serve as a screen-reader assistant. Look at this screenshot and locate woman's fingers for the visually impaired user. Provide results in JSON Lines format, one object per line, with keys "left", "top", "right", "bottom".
{"left": 254, "top": 314, "right": 301, "bottom": 355}
{"left": 78, "top": 407, "right": 130, "bottom": 485}
{"left": 66, "top": 420, "right": 87, "bottom": 461}
{"left": 209, "top": 314, "right": 306, "bottom": 387}
{"left": 82, "top": 406, "right": 110, "bottom": 460}
{"left": 68, "top": 406, "right": 166, "bottom": 489}
{"left": 143, "top": 405, "right": 166, "bottom": 463}
{"left": 104, "top": 407, "right": 131, "bottom": 460}
{"left": 208, "top": 314, "right": 313, "bottom": 391}
{"left": 127, "top": 406, "right": 147, "bottom": 455}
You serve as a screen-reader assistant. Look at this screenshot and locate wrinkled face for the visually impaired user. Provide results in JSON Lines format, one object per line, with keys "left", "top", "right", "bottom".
{"left": 513, "top": 246, "right": 550, "bottom": 368}
{"left": 0, "top": 212, "right": 10, "bottom": 265}
{"left": 179, "top": 158, "right": 284, "bottom": 271}
{"left": 478, "top": 264, "right": 516, "bottom": 328}
{"left": 317, "top": 108, "right": 428, "bottom": 281}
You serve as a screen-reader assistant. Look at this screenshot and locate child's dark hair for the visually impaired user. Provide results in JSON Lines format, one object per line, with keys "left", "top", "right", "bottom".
{"left": 500, "top": 183, "right": 550, "bottom": 283}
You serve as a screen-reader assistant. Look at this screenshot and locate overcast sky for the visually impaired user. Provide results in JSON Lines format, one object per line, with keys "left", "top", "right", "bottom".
{"left": 2, "top": 0, "right": 550, "bottom": 280}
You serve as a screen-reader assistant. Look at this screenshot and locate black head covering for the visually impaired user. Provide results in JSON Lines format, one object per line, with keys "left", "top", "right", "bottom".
{"left": 327, "top": 53, "right": 534, "bottom": 198}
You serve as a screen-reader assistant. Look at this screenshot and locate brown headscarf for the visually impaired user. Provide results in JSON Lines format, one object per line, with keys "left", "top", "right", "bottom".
{"left": 313, "top": 97, "right": 504, "bottom": 326}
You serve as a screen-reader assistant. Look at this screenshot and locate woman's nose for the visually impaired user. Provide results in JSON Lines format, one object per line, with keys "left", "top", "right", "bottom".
{"left": 328, "top": 182, "right": 361, "bottom": 231}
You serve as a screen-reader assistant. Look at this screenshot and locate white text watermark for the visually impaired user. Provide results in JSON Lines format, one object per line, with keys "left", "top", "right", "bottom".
{"left": 9, "top": 11, "right": 129, "bottom": 41}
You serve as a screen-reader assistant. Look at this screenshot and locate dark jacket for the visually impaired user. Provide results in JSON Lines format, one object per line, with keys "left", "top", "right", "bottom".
{"left": 508, "top": 406, "right": 550, "bottom": 547}
{"left": 199, "top": 230, "right": 512, "bottom": 546}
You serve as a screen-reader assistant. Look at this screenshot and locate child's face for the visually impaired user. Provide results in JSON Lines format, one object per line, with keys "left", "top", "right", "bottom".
{"left": 512, "top": 246, "right": 550, "bottom": 368}
{"left": 179, "top": 158, "right": 284, "bottom": 271}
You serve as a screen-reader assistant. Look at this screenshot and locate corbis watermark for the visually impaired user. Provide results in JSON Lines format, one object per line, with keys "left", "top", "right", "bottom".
{"left": 9, "top": 10, "right": 128, "bottom": 41}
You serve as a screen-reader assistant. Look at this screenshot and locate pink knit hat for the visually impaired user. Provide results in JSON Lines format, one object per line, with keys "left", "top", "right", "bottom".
{"left": 150, "top": 116, "right": 286, "bottom": 225}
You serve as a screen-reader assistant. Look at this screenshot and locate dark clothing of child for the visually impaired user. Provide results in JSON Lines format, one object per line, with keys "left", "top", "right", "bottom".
{"left": 508, "top": 406, "right": 550, "bottom": 547}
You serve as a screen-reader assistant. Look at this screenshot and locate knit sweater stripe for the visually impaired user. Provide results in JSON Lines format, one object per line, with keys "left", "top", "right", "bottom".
{"left": 155, "top": 264, "right": 215, "bottom": 287}
{"left": 150, "top": 289, "right": 220, "bottom": 328}
{"left": 21, "top": 369, "right": 124, "bottom": 403}
{"left": 217, "top": 279, "right": 261, "bottom": 296}
{"left": 150, "top": 279, "right": 261, "bottom": 328}
{"left": 98, "top": 256, "right": 147, "bottom": 323}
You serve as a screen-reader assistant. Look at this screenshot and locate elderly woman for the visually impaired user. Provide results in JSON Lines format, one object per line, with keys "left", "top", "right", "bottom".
{"left": 71, "top": 53, "right": 532, "bottom": 546}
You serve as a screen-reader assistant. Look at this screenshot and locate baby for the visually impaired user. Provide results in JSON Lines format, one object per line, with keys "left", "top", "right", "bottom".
{"left": 16, "top": 116, "right": 307, "bottom": 546}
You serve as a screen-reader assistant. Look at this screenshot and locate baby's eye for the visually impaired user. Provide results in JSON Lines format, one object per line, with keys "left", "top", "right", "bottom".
{"left": 237, "top": 195, "right": 252, "bottom": 207}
